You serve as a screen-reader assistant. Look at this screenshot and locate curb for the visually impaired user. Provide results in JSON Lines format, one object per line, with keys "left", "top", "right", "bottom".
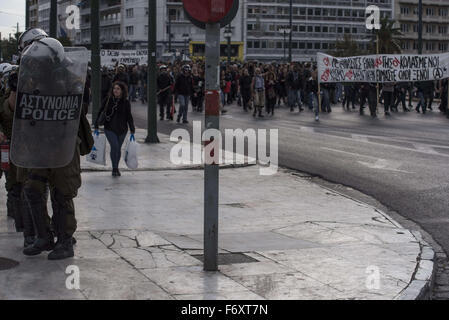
{"left": 396, "top": 231, "right": 436, "bottom": 300}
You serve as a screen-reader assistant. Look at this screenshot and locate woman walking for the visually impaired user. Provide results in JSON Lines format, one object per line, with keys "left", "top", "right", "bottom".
{"left": 95, "top": 81, "right": 136, "bottom": 177}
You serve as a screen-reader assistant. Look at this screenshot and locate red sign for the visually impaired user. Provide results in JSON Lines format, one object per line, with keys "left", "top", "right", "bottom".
{"left": 183, "top": 0, "right": 235, "bottom": 23}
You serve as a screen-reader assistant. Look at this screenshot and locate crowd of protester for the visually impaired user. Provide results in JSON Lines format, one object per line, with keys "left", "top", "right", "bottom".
{"left": 100, "top": 60, "right": 449, "bottom": 123}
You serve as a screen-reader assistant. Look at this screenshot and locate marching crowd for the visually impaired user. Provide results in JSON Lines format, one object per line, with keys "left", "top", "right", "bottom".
{"left": 100, "top": 60, "right": 449, "bottom": 123}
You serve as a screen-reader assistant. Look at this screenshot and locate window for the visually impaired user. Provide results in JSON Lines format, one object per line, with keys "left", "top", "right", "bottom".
{"left": 292, "top": 42, "right": 298, "bottom": 49}
{"left": 307, "top": 43, "right": 313, "bottom": 49}
{"left": 247, "top": 24, "right": 253, "bottom": 31}
{"left": 276, "top": 42, "right": 283, "bottom": 49}
{"left": 308, "top": 9, "right": 313, "bottom": 16}
{"left": 126, "top": 26, "right": 133, "bottom": 35}
{"left": 261, "top": 41, "right": 267, "bottom": 49}
{"left": 352, "top": 27, "right": 358, "bottom": 34}
{"left": 299, "top": 42, "right": 305, "bottom": 49}
{"left": 426, "top": 8, "right": 435, "bottom": 16}
{"left": 322, "top": 26, "right": 328, "bottom": 33}
{"left": 247, "top": 41, "right": 253, "bottom": 49}
{"left": 314, "top": 42, "right": 320, "bottom": 49}
{"left": 426, "top": 24, "right": 434, "bottom": 34}
{"left": 322, "top": 43, "right": 328, "bottom": 50}
{"left": 308, "top": 26, "right": 313, "bottom": 32}
{"left": 439, "top": 43, "right": 448, "bottom": 51}
{"left": 254, "top": 41, "right": 260, "bottom": 49}
{"left": 400, "top": 7, "right": 410, "bottom": 15}
{"left": 439, "top": 8, "right": 448, "bottom": 16}
{"left": 299, "top": 26, "right": 306, "bottom": 32}
{"left": 439, "top": 26, "right": 447, "bottom": 34}
{"left": 300, "top": 8, "right": 306, "bottom": 15}
{"left": 401, "top": 24, "right": 409, "bottom": 33}
{"left": 126, "top": 8, "right": 133, "bottom": 18}
{"left": 315, "top": 26, "right": 320, "bottom": 33}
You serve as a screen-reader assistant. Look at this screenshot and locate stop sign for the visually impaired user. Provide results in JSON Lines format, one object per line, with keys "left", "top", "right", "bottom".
{"left": 183, "top": 0, "right": 239, "bottom": 29}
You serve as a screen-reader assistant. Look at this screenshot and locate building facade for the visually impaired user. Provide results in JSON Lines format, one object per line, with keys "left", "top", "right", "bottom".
{"left": 27, "top": 0, "right": 244, "bottom": 59}
{"left": 395, "top": 0, "right": 449, "bottom": 53}
{"left": 244, "top": 0, "right": 394, "bottom": 62}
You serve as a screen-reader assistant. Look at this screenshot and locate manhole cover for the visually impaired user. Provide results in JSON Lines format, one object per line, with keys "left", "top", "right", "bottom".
{"left": 0, "top": 257, "right": 19, "bottom": 271}
{"left": 192, "top": 253, "right": 258, "bottom": 265}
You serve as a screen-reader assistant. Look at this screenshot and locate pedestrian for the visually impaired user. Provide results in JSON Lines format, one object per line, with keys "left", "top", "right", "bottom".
{"left": 265, "top": 71, "right": 277, "bottom": 116}
{"left": 95, "top": 81, "right": 136, "bottom": 177}
{"left": 382, "top": 82, "right": 395, "bottom": 116}
{"left": 174, "top": 64, "right": 193, "bottom": 124}
{"left": 239, "top": 68, "right": 253, "bottom": 112}
{"left": 306, "top": 69, "right": 319, "bottom": 122}
{"left": 252, "top": 67, "right": 265, "bottom": 118}
{"left": 191, "top": 67, "right": 205, "bottom": 112}
{"left": 113, "top": 64, "right": 129, "bottom": 87}
{"left": 157, "top": 65, "right": 173, "bottom": 120}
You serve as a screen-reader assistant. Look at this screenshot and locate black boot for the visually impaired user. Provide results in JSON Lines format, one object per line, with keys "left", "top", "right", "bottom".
{"left": 10, "top": 186, "right": 24, "bottom": 232}
{"left": 22, "top": 189, "right": 54, "bottom": 256}
{"left": 21, "top": 189, "right": 36, "bottom": 248}
{"left": 6, "top": 190, "right": 15, "bottom": 220}
{"left": 48, "top": 237, "right": 74, "bottom": 260}
{"left": 48, "top": 190, "right": 74, "bottom": 260}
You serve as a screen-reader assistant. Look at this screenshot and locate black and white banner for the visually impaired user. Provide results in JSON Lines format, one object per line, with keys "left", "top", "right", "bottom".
{"left": 318, "top": 52, "right": 449, "bottom": 83}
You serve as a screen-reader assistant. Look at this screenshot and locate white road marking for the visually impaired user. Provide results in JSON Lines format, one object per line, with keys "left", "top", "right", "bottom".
{"left": 321, "top": 147, "right": 412, "bottom": 173}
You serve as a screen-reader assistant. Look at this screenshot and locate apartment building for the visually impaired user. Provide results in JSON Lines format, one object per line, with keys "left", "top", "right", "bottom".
{"left": 396, "top": 0, "right": 449, "bottom": 53}
{"left": 245, "top": 0, "right": 394, "bottom": 61}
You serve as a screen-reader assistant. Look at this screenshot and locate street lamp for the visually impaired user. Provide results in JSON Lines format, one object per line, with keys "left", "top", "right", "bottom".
{"left": 279, "top": 27, "right": 291, "bottom": 62}
{"left": 224, "top": 25, "right": 233, "bottom": 64}
{"left": 182, "top": 33, "right": 190, "bottom": 60}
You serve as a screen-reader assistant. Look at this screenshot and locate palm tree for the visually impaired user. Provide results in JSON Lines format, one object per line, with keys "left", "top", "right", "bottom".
{"left": 367, "top": 17, "right": 403, "bottom": 54}
{"left": 329, "top": 34, "right": 365, "bottom": 57}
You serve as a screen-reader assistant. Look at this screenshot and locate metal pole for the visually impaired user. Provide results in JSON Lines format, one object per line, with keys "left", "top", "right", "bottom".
{"left": 168, "top": 12, "right": 172, "bottom": 53}
{"left": 91, "top": 0, "right": 101, "bottom": 124}
{"left": 25, "top": 0, "right": 30, "bottom": 30}
{"left": 204, "top": 22, "right": 221, "bottom": 271}
{"left": 376, "top": 33, "right": 379, "bottom": 107}
{"left": 283, "top": 31, "right": 286, "bottom": 62}
{"left": 289, "top": 0, "right": 292, "bottom": 63}
{"left": 145, "top": 0, "right": 159, "bottom": 143}
{"left": 50, "top": 0, "right": 57, "bottom": 38}
{"left": 418, "top": 0, "right": 423, "bottom": 54}
{"left": 227, "top": 28, "right": 231, "bottom": 64}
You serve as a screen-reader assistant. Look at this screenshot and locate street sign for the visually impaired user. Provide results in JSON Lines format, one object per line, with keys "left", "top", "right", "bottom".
{"left": 183, "top": 0, "right": 239, "bottom": 29}
{"left": 182, "top": 0, "right": 240, "bottom": 272}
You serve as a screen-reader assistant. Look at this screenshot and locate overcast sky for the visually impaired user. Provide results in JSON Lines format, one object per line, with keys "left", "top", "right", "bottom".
{"left": 0, "top": 1, "right": 26, "bottom": 40}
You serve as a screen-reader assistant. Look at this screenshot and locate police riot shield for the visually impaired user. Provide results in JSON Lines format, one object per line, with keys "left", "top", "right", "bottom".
{"left": 10, "top": 40, "right": 88, "bottom": 168}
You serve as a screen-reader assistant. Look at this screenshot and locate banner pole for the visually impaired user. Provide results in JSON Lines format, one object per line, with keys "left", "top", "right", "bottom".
{"left": 318, "top": 81, "right": 322, "bottom": 113}
{"left": 376, "top": 33, "right": 379, "bottom": 111}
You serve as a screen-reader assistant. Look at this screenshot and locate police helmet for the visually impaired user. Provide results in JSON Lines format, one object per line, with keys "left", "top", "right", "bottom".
{"left": 0, "top": 63, "right": 11, "bottom": 74}
{"left": 159, "top": 65, "right": 167, "bottom": 71}
{"left": 22, "top": 37, "right": 65, "bottom": 64}
{"left": 182, "top": 64, "right": 191, "bottom": 72}
{"left": 18, "top": 28, "right": 49, "bottom": 52}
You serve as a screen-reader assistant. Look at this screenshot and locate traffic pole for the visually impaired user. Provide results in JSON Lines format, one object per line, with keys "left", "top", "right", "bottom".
{"left": 25, "top": 0, "right": 30, "bottom": 30}
{"left": 91, "top": 0, "right": 101, "bottom": 124}
{"left": 145, "top": 0, "right": 159, "bottom": 143}
{"left": 49, "top": 0, "right": 57, "bottom": 38}
{"left": 204, "top": 22, "right": 221, "bottom": 271}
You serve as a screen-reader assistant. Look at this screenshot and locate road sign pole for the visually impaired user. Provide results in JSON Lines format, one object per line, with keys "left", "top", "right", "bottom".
{"left": 91, "top": 0, "right": 101, "bottom": 125}
{"left": 146, "top": 0, "right": 159, "bottom": 143}
{"left": 204, "top": 22, "right": 221, "bottom": 271}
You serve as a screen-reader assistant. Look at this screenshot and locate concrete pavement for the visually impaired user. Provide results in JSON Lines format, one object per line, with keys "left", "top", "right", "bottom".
{"left": 0, "top": 127, "right": 435, "bottom": 299}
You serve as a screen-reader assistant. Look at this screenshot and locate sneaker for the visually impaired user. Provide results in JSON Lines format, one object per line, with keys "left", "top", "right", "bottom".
{"left": 116, "top": 169, "right": 121, "bottom": 176}
{"left": 315, "top": 116, "right": 319, "bottom": 122}
{"left": 48, "top": 239, "right": 74, "bottom": 260}
{"left": 385, "top": 111, "right": 391, "bottom": 116}
{"left": 182, "top": 120, "right": 189, "bottom": 124}
{"left": 176, "top": 117, "right": 180, "bottom": 123}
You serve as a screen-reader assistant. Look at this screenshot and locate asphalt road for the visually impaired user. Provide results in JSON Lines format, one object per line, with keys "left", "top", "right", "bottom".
{"left": 131, "top": 100, "right": 449, "bottom": 255}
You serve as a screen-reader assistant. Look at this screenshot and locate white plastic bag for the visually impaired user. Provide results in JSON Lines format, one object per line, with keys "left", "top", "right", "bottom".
{"left": 86, "top": 131, "right": 106, "bottom": 166}
{"left": 125, "top": 134, "right": 138, "bottom": 169}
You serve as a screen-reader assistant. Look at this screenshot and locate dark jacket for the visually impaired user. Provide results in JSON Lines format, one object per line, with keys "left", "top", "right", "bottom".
{"left": 174, "top": 73, "right": 193, "bottom": 96}
{"left": 113, "top": 72, "right": 130, "bottom": 87}
{"left": 157, "top": 72, "right": 173, "bottom": 97}
{"left": 95, "top": 96, "right": 135, "bottom": 136}
{"left": 287, "top": 71, "right": 303, "bottom": 90}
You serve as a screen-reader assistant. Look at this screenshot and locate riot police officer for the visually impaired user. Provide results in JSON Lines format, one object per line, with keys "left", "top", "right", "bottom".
{"left": 11, "top": 31, "right": 89, "bottom": 260}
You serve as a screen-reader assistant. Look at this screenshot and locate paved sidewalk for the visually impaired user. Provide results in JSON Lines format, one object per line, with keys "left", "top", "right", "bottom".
{"left": 0, "top": 129, "right": 435, "bottom": 300}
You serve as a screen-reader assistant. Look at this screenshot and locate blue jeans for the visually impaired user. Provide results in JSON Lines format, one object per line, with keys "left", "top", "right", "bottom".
{"left": 310, "top": 92, "right": 319, "bottom": 116}
{"left": 104, "top": 130, "right": 127, "bottom": 169}
{"left": 129, "top": 85, "right": 136, "bottom": 101}
{"left": 178, "top": 95, "right": 189, "bottom": 121}
{"left": 322, "top": 88, "right": 331, "bottom": 112}
{"left": 288, "top": 89, "right": 302, "bottom": 108}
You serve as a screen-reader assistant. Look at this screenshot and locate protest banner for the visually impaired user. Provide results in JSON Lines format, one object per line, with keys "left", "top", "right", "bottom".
{"left": 317, "top": 52, "right": 449, "bottom": 83}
